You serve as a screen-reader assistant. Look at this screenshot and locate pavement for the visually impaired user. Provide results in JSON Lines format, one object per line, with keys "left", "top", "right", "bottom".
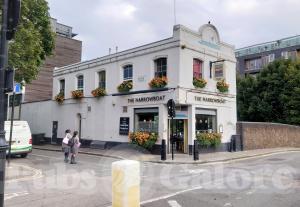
{"left": 5, "top": 148, "right": 300, "bottom": 207}
{"left": 32, "top": 144, "right": 300, "bottom": 164}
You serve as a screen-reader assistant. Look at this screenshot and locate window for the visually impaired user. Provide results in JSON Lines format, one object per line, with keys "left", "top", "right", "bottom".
{"left": 214, "top": 62, "right": 224, "bottom": 79}
{"left": 282, "top": 50, "right": 297, "bottom": 60}
{"left": 77, "top": 75, "right": 84, "bottom": 91}
{"left": 195, "top": 109, "right": 217, "bottom": 134}
{"left": 134, "top": 108, "right": 159, "bottom": 133}
{"left": 193, "top": 59, "right": 203, "bottom": 79}
{"left": 262, "top": 54, "right": 275, "bottom": 66}
{"left": 245, "top": 58, "right": 262, "bottom": 71}
{"left": 123, "top": 65, "right": 133, "bottom": 81}
{"left": 59, "top": 79, "right": 65, "bottom": 95}
{"left": 98, "top": 71, "right": 106, "bottom": 89}
{"left": 154, "top": 58, "right": 167, "bottom": 78}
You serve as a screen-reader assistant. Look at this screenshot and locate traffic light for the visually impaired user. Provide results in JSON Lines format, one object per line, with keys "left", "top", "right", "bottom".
{"left": 6, "top": 0, "right": 21, "bottom": 40}
{"left": 167, "top": 99, "right": 176, "bottom": 118}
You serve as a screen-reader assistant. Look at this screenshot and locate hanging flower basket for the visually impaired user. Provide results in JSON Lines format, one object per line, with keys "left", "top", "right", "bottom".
{"left": 216, "top": 79, "right": 229, "bottom": 93}
{"left": 91, "top": 87, "right": 106, "bottom": 97}
{"left": 193, "top": 77, "right": 207, "bottom": 88}
{"left": 54, "top": 92, "right": 64, "bottom": 104}
{"left": 149, "top": 77, "right": 168, "bottom": 89}
{"left": 71, "top": 90, "right": 84, "bottom": 99}
{"left": 117, "top": 80, "right": 133, "bottom": 92}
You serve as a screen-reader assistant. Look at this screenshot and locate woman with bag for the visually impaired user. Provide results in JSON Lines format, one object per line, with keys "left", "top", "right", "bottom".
{"left": 70, "top": 131, "right": 80, "bottom": 164}
{"left": 62, "top": 129, "right": 72, "bottom": 163}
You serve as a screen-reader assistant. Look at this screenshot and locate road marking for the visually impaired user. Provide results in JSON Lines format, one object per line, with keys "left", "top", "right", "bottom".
{"left": 140, "top": 185, "right": 203, "bottom": 205}
{"left": 4, "top": 191, "right": 29, "bottom": 201}
{"left": 224, "top": 203, "right": 232, "bottom": 207}
{"left": 168, "top": 200, "right": 182, "bottom": 207}
{"left": 6, "top": 164, "right": 43, "bottom": 183}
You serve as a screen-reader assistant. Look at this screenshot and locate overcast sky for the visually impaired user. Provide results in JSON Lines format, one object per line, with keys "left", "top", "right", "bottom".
{"left": 47, "top": 0, "right": 300, "bottom": 61}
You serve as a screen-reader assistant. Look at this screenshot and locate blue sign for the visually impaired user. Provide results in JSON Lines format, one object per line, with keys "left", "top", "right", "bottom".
{"left": 14, "top": 83, "right": 21, "bottom": 93}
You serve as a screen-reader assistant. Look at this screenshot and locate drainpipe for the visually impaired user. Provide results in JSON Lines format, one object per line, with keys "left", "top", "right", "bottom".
{"left": 77, "top": 113, "right": 82, "bottom": 140}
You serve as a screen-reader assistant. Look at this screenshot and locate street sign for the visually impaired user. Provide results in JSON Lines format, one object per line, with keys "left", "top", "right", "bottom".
{"left": 14, "top": 83, "right": 21, "bottom": 93}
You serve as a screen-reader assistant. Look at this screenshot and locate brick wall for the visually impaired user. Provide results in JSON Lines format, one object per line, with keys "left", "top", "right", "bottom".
{"left": 237, "top": 122, "right": 300, "bottom": 150}
{"left": 24, "top": 35, "right": 82, "bottom": 102}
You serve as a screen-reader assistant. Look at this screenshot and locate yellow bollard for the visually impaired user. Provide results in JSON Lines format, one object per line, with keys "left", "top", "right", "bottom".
{"left": 112, "top": 160, "right": 140, "bottom": 207}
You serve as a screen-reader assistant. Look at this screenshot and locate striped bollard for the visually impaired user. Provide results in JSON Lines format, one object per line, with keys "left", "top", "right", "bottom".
{"left": 112, "top": 160, "right": 140, "bottom": 207}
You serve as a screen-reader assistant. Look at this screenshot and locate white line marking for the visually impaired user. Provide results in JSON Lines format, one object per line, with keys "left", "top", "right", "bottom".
{"left": 4, "top": 191, "right": 29, "bottom": 201}
{"left": 140, "top": 186, "right": 203, "bottom": 205}
{"left": 168, "top": 200, "right": 182, "bottom": 207}
{"left": 224, "top": 203, "right": 232, "bottom": 207}
{"left": 6, "top": 164, "right": 43, "bottom": 183}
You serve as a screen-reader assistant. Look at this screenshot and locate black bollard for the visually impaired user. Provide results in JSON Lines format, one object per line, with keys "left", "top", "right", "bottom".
{"left": 161, "top": 139, "right": 166, "bottom": 160}
{"left": 193, "top": 140, "right": 199, "bottom": 161}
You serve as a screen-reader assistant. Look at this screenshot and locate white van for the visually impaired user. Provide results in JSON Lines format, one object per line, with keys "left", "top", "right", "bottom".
{"left": 5, "top": 121, "right": 32, "bottom": 158}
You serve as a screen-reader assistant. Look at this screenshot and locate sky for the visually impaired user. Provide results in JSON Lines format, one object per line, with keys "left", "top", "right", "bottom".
{"left": 47, "top": 0, "right": 300, "bottom": 61}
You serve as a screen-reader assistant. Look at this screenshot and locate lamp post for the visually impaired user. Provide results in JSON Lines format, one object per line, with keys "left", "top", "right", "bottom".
{"left": 0, "top": 0, "right": 10, "bottom": 206}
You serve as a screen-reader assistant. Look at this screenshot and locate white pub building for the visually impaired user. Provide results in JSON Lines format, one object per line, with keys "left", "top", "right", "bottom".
{"left": 22, "top": 23, "right": 237, "bottom": 154}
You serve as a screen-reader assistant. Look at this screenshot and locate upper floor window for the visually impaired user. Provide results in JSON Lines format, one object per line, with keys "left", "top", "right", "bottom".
{"left": 59, "top": 79, "right": 65, "bottom": 95}
{"left": 245, "top": 58, "right": 262, "bottom": 71}
{"left": 154, "top": 58, "right": 167, "bottom": 78}
{"left": 262, "top": 54, "right": 275, "bottom": 66}
{"left": 214, "top": 62, "right": 224, "bottom": 79}
{"left": 123, "top": 65, "right": 133, "bottom": 81}
{"left": 282, "top": 50, "right": 297, "bottom": 60}
{"left": 193, "top": 59, "right": 203, "bottom": 79}
{"left": 98, "top": 71, "right": 106, "bottom": 89}
{"left": 77, "top": 75, "right": 84, "bottom": 91}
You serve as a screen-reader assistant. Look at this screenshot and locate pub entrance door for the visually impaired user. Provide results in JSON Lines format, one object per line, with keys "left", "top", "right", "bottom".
{"left": 169, "top": 119, "right": 188, "bottom": 153}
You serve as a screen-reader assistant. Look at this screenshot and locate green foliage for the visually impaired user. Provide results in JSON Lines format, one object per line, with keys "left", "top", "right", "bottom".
{"left": 117, "top": 80, "right": 133, "bottom": 92}
{"left": 129, "top": 132, "right": 158, "bottom": 151}
{"left": 196, "top": 133, "right": 222, "bottom": 148}
{"left": 6, "top": 0, "right": 55, "bottom": 83}
{"left": 237, "top": 59, "right": 300, "bottom": 125}
{"left": 193, "top": 77, "right": 207, "bottom": 88}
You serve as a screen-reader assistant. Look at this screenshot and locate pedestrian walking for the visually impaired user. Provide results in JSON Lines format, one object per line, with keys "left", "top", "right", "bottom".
{"left": 62, "top": 129, "right": 72, "bottom": 163}
{"left": 70, "top": 131, "right": 80, "bottom": 164}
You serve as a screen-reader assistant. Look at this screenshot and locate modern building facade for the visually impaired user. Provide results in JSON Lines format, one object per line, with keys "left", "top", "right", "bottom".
{"left": 22, "top": 23, "right": 237, "bottom": 154}
{"left": 236, "top": 35, "right": 300, "bottom": 76}
{"left": 23, "top": 18, "right": 82, "bottom": 103}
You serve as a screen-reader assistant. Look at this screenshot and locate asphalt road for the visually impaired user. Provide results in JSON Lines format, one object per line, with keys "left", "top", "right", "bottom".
{"left": 4, "top": 149, "right": 300, "bottom": 207}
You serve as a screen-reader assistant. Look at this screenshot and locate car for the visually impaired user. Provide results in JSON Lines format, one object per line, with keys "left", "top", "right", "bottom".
{"left": 5, "top": 121, "right": 32, "bottom": 158}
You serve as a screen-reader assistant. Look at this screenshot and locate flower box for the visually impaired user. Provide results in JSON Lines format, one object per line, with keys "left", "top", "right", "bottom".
{"left": 196, "top": 132, "right": 222, "bottom": 148}
{"left": 193, "top": 77, "right": 207, "bottom": 88}
{"left": 54, "top": 92, "right": 64, "bottom": 104}
{"left": 216, "top": 79, "right": 229, "bottom": 93}
{"left": 129, "top": 131, "right": 158, "bottom": 150}
{"left": 91, "top": 87, "right": 106, "bottom": 97}
{"left": 117, "top": 80, "right": 133, "bottom": 92}
{"left": 149, "top": 77, "right": 168, "bottom": 89}
{"left": 71, "top": 90, "right": 84, "bottom": 99}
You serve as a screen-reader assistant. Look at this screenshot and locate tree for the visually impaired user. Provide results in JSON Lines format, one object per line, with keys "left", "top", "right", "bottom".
{"left": 1, "top": 0, "right": 55, "bottom": 83}
{"left": 237, "top": 59, "right": 300, "bottom": 125}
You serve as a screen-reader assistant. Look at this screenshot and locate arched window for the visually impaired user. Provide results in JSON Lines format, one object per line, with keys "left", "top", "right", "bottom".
{"left": 123, "top": 65, "right": 133, "bottom": 81}
{"left": 77, "top": 75, "right": 84, "bottom": 91}
{"left": 193, "top": 59, "right": 203, "bottom": 79}
{"left": 154, "top": 57, "right": 167, "bottom": 78}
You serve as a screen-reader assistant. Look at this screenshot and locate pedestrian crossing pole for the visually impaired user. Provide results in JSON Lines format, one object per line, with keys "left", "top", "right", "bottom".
{"left": 0, "top": 1, "right": 21, "bottom": 206}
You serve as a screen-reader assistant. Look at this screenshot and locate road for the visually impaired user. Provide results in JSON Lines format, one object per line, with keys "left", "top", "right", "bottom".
{"left": 4, "top": 149, "right": 300, "bottom": 207}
